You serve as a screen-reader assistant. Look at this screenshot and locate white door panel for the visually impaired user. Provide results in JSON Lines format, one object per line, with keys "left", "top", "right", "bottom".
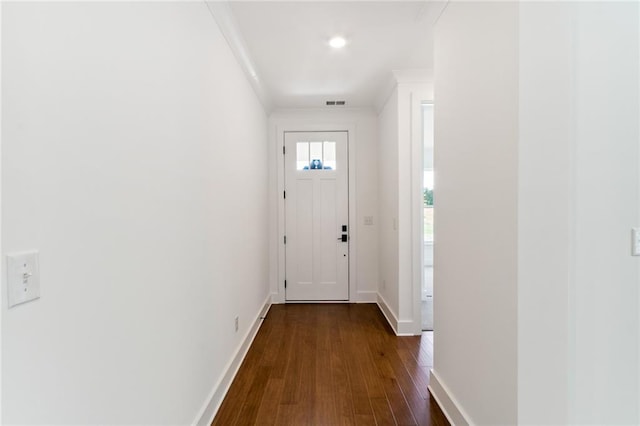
{"left": 285, "top": 131, "right": 348, "bottom": 301}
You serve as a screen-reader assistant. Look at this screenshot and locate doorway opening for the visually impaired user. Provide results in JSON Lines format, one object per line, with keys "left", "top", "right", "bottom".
{"left": 422, "top": 102, "right": 434, "bottom": 331}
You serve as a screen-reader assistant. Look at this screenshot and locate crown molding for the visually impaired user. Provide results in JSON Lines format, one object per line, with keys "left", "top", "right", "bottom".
{"left": 374, "top": 68, "right": 433, "bottom": 113}
{"left": 204, "top": 1, "right": 273, "bottom": 113}
{"left": 392, "top": 68, "right": 433, "bottom": 85}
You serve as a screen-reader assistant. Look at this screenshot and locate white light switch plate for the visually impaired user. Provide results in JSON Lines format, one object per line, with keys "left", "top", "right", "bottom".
{"left": 632, "top": 228, "right": 640, "bottom": 256}
{"left": 7, "top": 251, "right": 40, "bottom": 308}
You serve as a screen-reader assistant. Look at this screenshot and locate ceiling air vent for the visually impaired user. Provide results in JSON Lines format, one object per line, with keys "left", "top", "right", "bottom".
{"left": 325, "top": 100, "right": 346, "bottom": 106}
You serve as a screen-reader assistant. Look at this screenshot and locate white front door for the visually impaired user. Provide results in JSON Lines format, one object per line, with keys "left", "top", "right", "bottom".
{"left": 284, "top": 131, "right": 349, "bottom": 301}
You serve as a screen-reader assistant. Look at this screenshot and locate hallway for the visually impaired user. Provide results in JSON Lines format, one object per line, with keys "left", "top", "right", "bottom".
{"left": 213, "top": 304, "right": 448, "bottom": 426}
{"left": 3, "top": 2, "right": 639, "bottom": 424}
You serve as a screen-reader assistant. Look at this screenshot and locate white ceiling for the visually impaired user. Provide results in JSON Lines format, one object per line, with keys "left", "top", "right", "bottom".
{"left": 220, "top": 1, "right": 442, "bottom": 110}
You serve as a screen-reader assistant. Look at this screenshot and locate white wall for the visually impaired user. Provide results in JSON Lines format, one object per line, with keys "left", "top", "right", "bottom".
{"left": 433, "top": 2, "right": 519, "bottom": 424}
{"left": 2, "top": 2, "right": 269, "bottom": 424}
{"left": 378, "top": 90, "right": 400, "bottom": 315}
{"left": 570, "top": 3, "right": 639, "bottom": 422}
{"left": 520, "top": 3, "right": 640, "bottom": 424}
{"left": 435, "top": 2, "right": 640, "bottom": 424}
{"left": 518, "top": 3, "right": 573, "bottom": 423}
{"left": 268, "top": 108, "right": 379, "bottom": 303}
{"left": 376, "top": 74, "right": 431, "bottom": 335}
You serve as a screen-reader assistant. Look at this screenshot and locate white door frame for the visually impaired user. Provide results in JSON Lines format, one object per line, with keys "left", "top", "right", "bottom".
{"left": 412, "top": 97, "right": 432, "bottom": 334}
{"left": 273, "top": 121, "right": 357, "bottom": 303}
{"left": 0, "top": 2, "right": 4, "bottom": 416}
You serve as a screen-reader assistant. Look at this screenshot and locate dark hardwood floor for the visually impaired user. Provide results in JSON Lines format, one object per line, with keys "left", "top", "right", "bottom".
{"left": 212, "top": 303, "right": 449, "bottom": 426}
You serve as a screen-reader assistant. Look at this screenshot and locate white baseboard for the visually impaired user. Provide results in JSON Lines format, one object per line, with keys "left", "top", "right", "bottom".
{"left": 193, "top": 295, "right": 272, "bottom": 426}
{"left": 272, "top": 290, "right": 379, "bottom": 304}
{"left": 376, "top": 292, "right": 398, "bottom": 332}
{"left": 396, "top": 319, "right": 415, "bottom": 335}
{"left": 428, "top": 369, "right": 472, "bottom": 426}
{"left": 376, "top": 293, "right": 416, "bottom": 336}
{"left": 356, "top": 291, "right": 378, "bottom": 303}
{"left": 271, "top": 291, "right": 284, "bottom": 304}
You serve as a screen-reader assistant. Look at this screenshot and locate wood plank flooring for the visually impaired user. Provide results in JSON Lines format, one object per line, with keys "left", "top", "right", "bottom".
{"left": 212, "top": 303, "right": 449, "bottom": 426}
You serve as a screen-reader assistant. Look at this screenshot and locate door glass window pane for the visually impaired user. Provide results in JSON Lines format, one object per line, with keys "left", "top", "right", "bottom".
{"left": 297, "top": 142, "right": 309, "bottom": 170}
{"left": 323, "top": 141, "right": 336, "bottom": 170}
{"left": 309, "top": 142, "right": 323, "bottom": 169}
{"left": 297, "top": 139, "right": 338, "bottom": 171}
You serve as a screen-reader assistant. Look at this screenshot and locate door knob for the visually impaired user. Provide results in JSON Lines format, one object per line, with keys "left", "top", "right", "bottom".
{"left": 337, "top": 234, "right": 348, "bottom": 242}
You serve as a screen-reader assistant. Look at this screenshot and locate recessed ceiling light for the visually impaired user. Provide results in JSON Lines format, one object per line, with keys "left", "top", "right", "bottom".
{"left": 329, "top": 36, "right": 346, "bottom": 49}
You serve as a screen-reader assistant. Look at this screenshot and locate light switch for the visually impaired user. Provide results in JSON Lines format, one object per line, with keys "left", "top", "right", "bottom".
{"left": 364, "top": 216, "right": 374, "bottom": 226}
{"left": 7, "top": 251, "right": 40, "bottom": 308}
{"left": 632, "top": 228, "right": 640, "bottom": 256}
